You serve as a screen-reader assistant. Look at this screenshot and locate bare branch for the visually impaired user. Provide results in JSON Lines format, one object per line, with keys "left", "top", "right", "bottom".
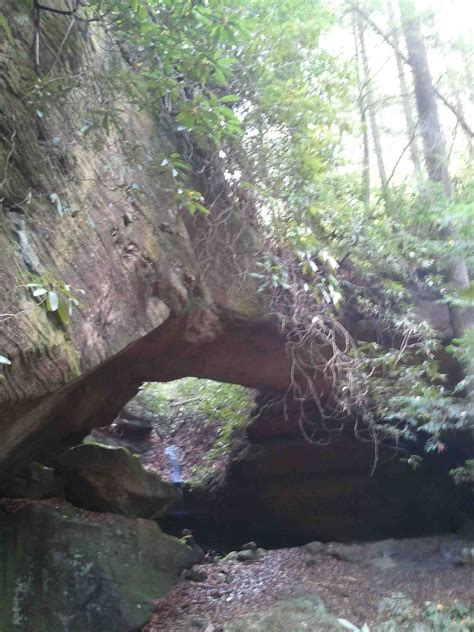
{"left": 355, "top": 6, "right": 474, "bottom": 140}
{"left": 34, "top": 0, "right": 78, "bottom": 16}
{"left": 435, "top": 91, "right": 474, "bottom": 138}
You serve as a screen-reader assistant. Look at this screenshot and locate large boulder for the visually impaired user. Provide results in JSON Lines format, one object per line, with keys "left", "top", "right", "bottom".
{"left": 115, "top": 402, "right": 156, "bottom": 436}
{"left": 0, "top": 499, "right": 199, "bottom": 631}
{"left": 57, "top": 443, "right": 181, "bottom": 518}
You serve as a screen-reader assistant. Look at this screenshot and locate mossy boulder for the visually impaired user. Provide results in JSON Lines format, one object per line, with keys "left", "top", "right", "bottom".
{"left": 0, "top": 499, "right": 199, "bottom": 631}
{"left": 57, "top": 443, "right": 180, "bottom": 518}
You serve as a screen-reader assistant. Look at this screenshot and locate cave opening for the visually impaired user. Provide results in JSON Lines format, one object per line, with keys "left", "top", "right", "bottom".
{"left": 81, "top": 377, "right": 472, "bottom": 555}
{"left": 86, "top": 377, "right": 277, "bottom": 553}
{"left": 79, "top": 376, "right": 333, "bottom": 552}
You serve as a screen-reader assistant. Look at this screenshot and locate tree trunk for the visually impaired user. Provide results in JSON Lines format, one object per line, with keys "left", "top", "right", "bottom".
{"left": 387, "top": 0, "right": 423, "bottom": 181}
{"left": 400, "top": 0, "right": 472, "bottom": 337}
{"left": 353, "top": 12, "right": 371, "bottom": 209}
{"left": 355, "top": 10, "right": 389, "bottom": 193}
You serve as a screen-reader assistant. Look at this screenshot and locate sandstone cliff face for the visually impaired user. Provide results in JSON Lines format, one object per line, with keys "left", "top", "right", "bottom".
{"left": 212, "top": 413, "right": 469, "bottom": 544}
{"left": 0, "top": 4, "right": 295, "bottom": 478}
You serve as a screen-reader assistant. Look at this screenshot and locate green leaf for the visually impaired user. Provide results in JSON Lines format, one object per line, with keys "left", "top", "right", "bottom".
{"left": 218, "top": 94, "right": 240, "bottom": 104}
{"left": 176, "top": 111, "right": 195, "bottom": 129}
{"left": 193, "top": 202, "right": 209, "bottom": 214}
{"left": 32, "top": 287, "right": 47, "bottom": 297}
{"left": 47, "top": 291, "right": 59, "bottom": 312}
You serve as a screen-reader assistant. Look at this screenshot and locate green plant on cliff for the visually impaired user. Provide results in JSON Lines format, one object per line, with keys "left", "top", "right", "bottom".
{"left": 25, "top": 280, "right": 83, "bottom": 326}
{"left": 217, "top": 0, "right": 474, "bottom": 459}
{"left": 37, "top": 0, "right": 244, "bottom": 144}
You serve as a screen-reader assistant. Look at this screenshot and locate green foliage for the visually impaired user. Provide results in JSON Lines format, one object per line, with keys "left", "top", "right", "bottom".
{"left": 170, "top": 378, "right": 252, "bottom": 427}
{"left": 450, "top": 460, "right": 474, "bottom": 487}
{"left": 371, "top": 324, "right": 474, "bottom": 452}
{"left": 133, "top": 383, "right": 173, "bottom": 417}
{"left": 25, "top": 281, "right": 83, "bottom": 326}
{"left": 377, "top": 593, "right": 474, "bottom": 631}
{"left": 85, "top": 0, "right": 243, "bottom": 147}
{"left": 133, "top": 379, "right": 253, "bottom": 485}
{"left": 174, "top": 379, "right": 253, "bottom": 479}
{"left": 137, "top": 379, "right": 252, "bottom": 427}
{"left": 250, "top": 249, "right": 342, "bottom": 309}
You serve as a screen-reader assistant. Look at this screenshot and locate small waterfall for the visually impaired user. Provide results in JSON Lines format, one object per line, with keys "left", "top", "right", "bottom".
{"left": 165, "top": 445, "right": 182, "bottom": 483}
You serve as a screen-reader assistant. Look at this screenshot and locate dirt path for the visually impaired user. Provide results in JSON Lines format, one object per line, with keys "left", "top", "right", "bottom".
{"left": 144, "top": 536, "right": 473, "bottom": 631}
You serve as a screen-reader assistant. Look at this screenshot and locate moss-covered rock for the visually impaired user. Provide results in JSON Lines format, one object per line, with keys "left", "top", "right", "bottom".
{"left": 0, "top": 499, "right": 199, "bottom": 631}
{"left": 58, "top": 443, "right": 181, "bottom": 518}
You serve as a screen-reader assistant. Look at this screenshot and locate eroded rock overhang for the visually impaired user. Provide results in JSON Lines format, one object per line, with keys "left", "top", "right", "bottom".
{"left": 0, "top": 3, "right": 320, "bottom": 478}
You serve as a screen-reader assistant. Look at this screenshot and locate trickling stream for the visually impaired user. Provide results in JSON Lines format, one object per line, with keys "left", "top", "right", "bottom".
{"left": 165, "top": 445, "right": 182, "bottom": 483}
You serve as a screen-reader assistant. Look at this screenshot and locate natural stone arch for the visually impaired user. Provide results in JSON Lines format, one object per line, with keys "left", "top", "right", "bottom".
{"left": 0, "top": 307, "right": 312, "bottom": 478}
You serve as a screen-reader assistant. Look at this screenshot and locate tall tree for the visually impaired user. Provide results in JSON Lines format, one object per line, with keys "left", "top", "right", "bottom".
{"left": 387, "top": 0, "right": 423, "bottom": 181}
{"left": 353, "top": 11, "right": 371, "bottom": 209}
{"left": 354, "top": 9, "right": 389, "bottom": 192}
{"left": 400, "top": 0, "right": 472, "bottom": 337}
